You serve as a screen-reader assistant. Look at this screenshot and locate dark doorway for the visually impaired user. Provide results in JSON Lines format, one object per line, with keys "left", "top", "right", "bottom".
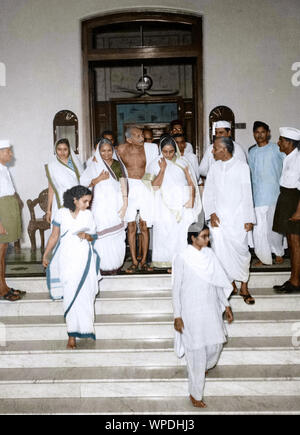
{"left": 82, "top": 12, "right": 203, "bottom": 157}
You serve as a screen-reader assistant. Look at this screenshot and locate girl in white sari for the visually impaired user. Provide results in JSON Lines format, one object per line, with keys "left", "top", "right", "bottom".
{"left": 43, "top": 185, "right": 100, "bottom": 349}
{"left": 80, "top": 138, "right": 128, "bottom": 274}
{"left": 144, "top": 135, "right": 202, "bottom": 272}
{"left": 45, "top": 138, "right": 84, "bottom": 224}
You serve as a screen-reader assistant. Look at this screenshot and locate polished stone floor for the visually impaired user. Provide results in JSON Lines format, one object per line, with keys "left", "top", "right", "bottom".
{"left": 5, "top": 245, "right": 291, "bottom": 278}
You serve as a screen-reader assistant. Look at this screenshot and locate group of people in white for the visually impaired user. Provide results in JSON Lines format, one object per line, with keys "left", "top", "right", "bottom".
{"left": 0, "top": 118, "right": 299, "bottom": 408}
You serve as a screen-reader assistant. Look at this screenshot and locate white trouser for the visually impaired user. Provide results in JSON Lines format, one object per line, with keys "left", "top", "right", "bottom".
{"left": 185, "top": 344, "right": 223, "bottom": 401}
{"left": 253, "top": 205, "right": 284, "bottom": 265}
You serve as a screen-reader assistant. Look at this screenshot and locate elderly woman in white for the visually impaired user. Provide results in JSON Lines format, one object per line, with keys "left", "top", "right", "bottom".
{"left": 80, "top": 138, "right": 128, "bottom": 274}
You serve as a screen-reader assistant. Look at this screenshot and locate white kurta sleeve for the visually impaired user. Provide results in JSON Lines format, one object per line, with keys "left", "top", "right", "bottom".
{"left": 216, "top": 287, "right": 230, "bottom": 310}
{"left": 202, "top": 166, "right": 217, "bottom": 220}
{"left": 172, "top": 254, "right": 184, "bottom": 319}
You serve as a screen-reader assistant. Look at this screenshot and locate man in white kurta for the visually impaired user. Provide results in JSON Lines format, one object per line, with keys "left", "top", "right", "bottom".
{"left": 173, "top": 133, "right": 200, "bottom": 182}
{"left": 172, "top": 223, "right": 233, "bottom": 408}
{"left": 199, "top": 120, "right": 247, "bottom": 179}
{"left": 248, "top": 121, "right": 285, "bottom": 265}
{"left": 203, "top": 136, "right": 256, "bottom": 304}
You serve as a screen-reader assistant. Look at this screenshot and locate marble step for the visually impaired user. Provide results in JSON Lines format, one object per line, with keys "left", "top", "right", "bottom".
{"left": 6, "top": 271, "right": 291, "bottom": 294}
{"left": 1, "top": 289, "right": 300, "bottom": 317}
{"left": 1, "top": 312, "right": 300, "bottom": 341}
{"left": 1, "top": 395, "right": 300, "bottom": 414}
{"left": 0, "top": 337, "right": 299, "bottom": 368}
{"left": 2, "top": 364, "right": 300, "bottom": 381}
{"left": 0, "top": 364, "right": 300, "bottom": 399}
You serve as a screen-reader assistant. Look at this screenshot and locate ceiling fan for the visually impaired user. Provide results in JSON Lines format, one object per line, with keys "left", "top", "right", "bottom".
{"left": 115, "top": 25, "right": 179, "bottom": 97}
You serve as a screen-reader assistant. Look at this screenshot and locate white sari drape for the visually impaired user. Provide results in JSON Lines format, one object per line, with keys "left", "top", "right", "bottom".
{"left": 46, "top": 208, "right": 100, "bottom": 339}
{"left": 45, "top": 149, "right": 83, "bottom": 217}
{"left": 144, "top": 154, "right": 202, "bottom": 268}
{"left": 80, "top": 147, "right": 127, "bottom": 273}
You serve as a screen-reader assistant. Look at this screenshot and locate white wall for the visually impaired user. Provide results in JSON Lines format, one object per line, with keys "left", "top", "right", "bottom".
{"left": 0, "top": 0, "right": 299, "bottom": 247}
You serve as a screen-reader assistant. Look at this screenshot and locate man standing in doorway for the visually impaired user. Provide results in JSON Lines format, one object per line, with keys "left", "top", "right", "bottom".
{"left": 169, "top": 120, "right": 193, "bottom": 153}
{"left": 173, "top": 133, "right": 200, "bottom": 182}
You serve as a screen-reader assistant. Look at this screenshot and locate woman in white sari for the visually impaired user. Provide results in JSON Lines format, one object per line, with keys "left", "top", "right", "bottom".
{"left": 43, "top": 185, "right": 100, "bottom": 349}
{"left": 45, "top": 138, "right": 84, "bottom": 224}
{"left": 80, "top": 138, "right": 128, "bottom": 274}
{"left": 144, "top": 135, "right": 202, "bottom": 272}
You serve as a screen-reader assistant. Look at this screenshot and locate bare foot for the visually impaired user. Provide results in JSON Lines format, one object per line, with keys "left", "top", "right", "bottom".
{"left": 190, "top": 395, "right": 207, "bottom": 408}
{"left": 67, "top": 337, "right": 77, "bottom": 349}
{"left": 275, "top": 256, "right": 284, "bottom": 264}
{"left": 254, "top": 260, "right": 264, "bottom": 267}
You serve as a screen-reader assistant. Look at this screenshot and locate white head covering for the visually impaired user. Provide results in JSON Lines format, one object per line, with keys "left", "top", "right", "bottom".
{"left": 212, "top": 120, "right": 231, "bottom": 135}
{"left": 279, "top": 127, "right": 300, "bottom": 141}
{"left": 0, "top": 140, "right": 10, "bottom": 149}
{"left": 53, "top": 139, "right": 84, "bottom": 174}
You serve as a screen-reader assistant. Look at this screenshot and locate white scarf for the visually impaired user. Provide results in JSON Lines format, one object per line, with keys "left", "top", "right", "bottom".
{"left": 180, "top": 245, "right": 233, "bottom": 299}
{"left": 45, "top": 148, "right": 83, "bottom": 209}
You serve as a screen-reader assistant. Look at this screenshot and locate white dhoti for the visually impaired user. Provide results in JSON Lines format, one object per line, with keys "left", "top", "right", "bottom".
{"left": 203, "top": 158, "right": 255, "bottom": 283}
{"left": 252, "top": 205, "right": 284, "bottom": 264}
{"left": 125, "top": 178, "right": 154, "bottom": 226}
{"left": 210, "top": 223, "right": 251, "bottom": 283}
{"left": 185, "top": 344, "right": 223, "bottom": 401}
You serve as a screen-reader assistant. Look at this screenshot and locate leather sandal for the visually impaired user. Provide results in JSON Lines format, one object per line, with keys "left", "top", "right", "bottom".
{"left": 0, "top": 289, "right": 21, "bottom": 302}
{"left": 10, "top": 288, "right": 26, "bottom": 296}
{"left": 125, "top": 263, "right": 139, "bottom": 274}
{"left": 139, "top": 263, "right": 153, "bottom": 272}
{"left": 240, "top": 291, "right": 255, "bottom": 305}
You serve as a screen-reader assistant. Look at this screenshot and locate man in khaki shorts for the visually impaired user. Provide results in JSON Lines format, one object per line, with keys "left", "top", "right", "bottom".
{"left": 0, "top": 140, "right": 25, "bottom": 301}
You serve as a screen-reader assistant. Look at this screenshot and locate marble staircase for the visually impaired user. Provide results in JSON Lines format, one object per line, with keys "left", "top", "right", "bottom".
{"left": 0, "top": 272, "right": 300, "bottom": 414}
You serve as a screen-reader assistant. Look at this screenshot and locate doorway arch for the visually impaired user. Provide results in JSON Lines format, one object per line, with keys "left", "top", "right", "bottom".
{"left": 82, "top": 11, "right": 203, "bottom": 159}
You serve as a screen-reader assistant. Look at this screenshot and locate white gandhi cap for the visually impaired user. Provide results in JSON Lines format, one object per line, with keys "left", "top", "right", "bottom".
{"left": 279, "top": 127, "right": 300, "bottom": 141}
{"left": 212, "top": 120, "right": 231, "bottom": 135}
{"left": 0, "top": 140, "right": 10, "bottom": 149}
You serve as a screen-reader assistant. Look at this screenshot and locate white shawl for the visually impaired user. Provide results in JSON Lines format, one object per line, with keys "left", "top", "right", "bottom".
{"left": 45, "top": 149, "right": 83, "bottom": 210}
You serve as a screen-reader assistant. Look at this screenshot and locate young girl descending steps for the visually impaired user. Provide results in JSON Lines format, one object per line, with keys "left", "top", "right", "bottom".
{"left": 43, "top": 185, "right": 101, "bottom": 349}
